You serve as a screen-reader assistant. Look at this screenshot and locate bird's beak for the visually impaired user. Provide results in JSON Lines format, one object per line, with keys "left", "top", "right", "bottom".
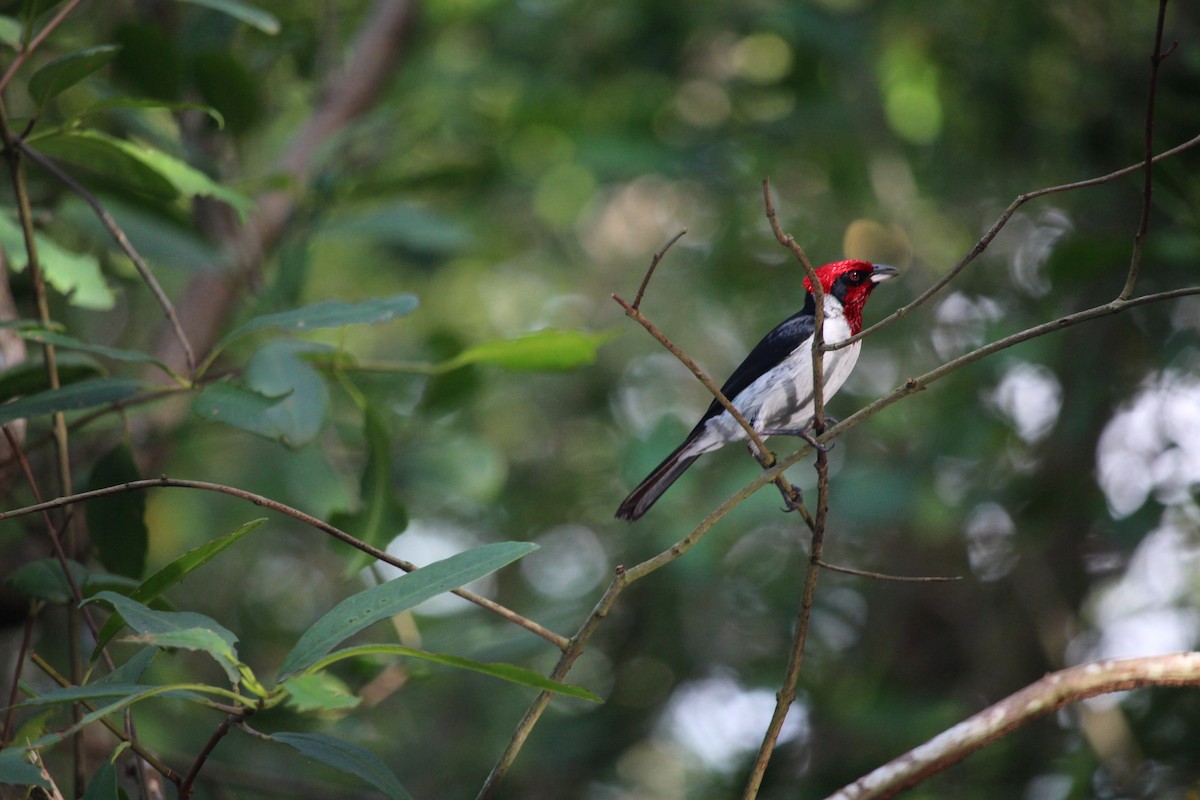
{"left": 870, "top": 264, "right": 900, "bottom": 283}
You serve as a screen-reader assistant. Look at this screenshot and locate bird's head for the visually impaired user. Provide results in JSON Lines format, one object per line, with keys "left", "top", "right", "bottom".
{"left": 804, "top": 260, "right": 899, "bottom": 332}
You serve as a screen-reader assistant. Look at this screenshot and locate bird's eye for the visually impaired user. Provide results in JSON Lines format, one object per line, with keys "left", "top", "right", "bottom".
{"left": 848, "top": 271, "right": 863, "bottom": 282}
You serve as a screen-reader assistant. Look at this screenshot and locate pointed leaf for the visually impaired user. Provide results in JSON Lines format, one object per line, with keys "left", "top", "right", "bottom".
{"left": 86, "top": 444, "right": 148, "bottom": 579}
{"left": 212, "top": 294, "right": 419, "bottom": 359}
{"left": 269, "top": 733, "right": 413, "bottom": 800}
{"left": 0, "top": 353, "right": 103, "bottom": 401}
{"left": 336, "top": 406, "right": 406, "bottom": 577}
{"left": 244, "top": 340, "right": 330, "bottom": 446}
{"left": 192, "top": 379, "right": 290, "bottom": 441}
{"left": 28, "top": 44, "right": 121, "bottom": 106}
{"left": 277, "top": 541, "right": 537, "bottom": 680}
{"left": 72, "top": 97, "right": 225, "bottom": 129}
{"left": 0, "top": 748, "right": 50, "bottom": 790}
{"left": 22, "top": 683, "right": 203, "bottom": 707}
{"left": 443, "top": 328, "right": 620, "bottom": 372}
{"left": 174, "top": 0, "right": 281, "bottom": 35}
{"left": 280, "top": 672, "right": 361, "bottom": 713}
{"left": 81, "top": 748, "right": 121, "bottom": 800}
{"left": 83, "top": 591, "right": 240, "bottom": 684}
{"left": 0, "top": 378, "right": 144, "bottom": 424}
{"left": 96, "top": 648, "right": 158, "bottom": 685}
{"left": 19, "top": 329, "right": 174, "bottom": 377}
{"left": 306, "top": 644, "right": 601, "bottom": 702}
{"left": 5, "top": 559, "right": 86, "bottom": 604}
{"left": 31, "top": 131, "right": 178, "bottom": 199}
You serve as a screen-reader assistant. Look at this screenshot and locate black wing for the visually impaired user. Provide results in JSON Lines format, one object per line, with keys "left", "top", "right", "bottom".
{"left": 693, "top": 293, "right": 817, "bottom": 428}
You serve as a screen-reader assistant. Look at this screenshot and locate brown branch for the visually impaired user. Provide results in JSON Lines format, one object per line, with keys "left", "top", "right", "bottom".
{"left": 180, "top": 712, "right": 247, "bottom": 799}
{"left": 0, "top": 477, "right": 569, "bottom": 651}
{"left": 1121, "top": 0, "right": 1172, "bottom": 299}
{"left": 816, "top": 559, "right": 962, "bottom": 584}
{"left": 631, "top": 228, "right": 687, "bottom": 310}
{"left": 828, "top": 129, "right": 1200, "bottom": 352}
{"left": 826, "top": 652, "right": 1200, "bottom": 800}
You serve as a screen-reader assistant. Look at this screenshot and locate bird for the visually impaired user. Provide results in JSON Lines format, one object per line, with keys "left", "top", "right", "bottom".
{"left": 616, "top": 260, "right": 899, "bottom": 521}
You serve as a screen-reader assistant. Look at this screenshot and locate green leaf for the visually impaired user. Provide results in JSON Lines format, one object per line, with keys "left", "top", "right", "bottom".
{"left": 277, "top": 541, "right": 537, "bottom": 680}
{"left": 211, "top": 294, "right": 419, "bottom": 363}
{"left": 244, "top": 340, "right": 331, "bottom": 446}
{"left": 31, "top": 130, "right": 178, "bottom": 199}
{"left": 19, "top": 329, "right": 175, "bottom": 378}
{"left": 81, "top": 748, "right": 121, "bottom": 800}
{"left": 0, "top": 16, "right": 23, "bottom": 49}
{"left": 22, "top": 683, "right": 203, "bottom": 707}
{"left": 0, "top": 353, "right": 103, "bottom": 402}
{"left": 99, "top": 516, "right": 261, "bottom": 660}
{"left": 280, "top": 672, "right": 361, "bottom": 713}
{"left": 111, "top": 134, "right": 254, "bottom": 219}
{"left": 334, "top": 406, "right": 407, "bottom": 577}
{"left": 0, "top": 748, "right": 49, "bottom": 790}
{"left": 305, "top": 644, "right": 601, "bottom": 702}
{"left": 174, "top": 0, "right": 281, "bottom": 35}
{"left": 192, "top": 379, "right": 291, "bottom": 441}
{"left": 86, "top": 444, "right": 148, "bottom": 579}
{"left": 83, "top": 591, "right": 241, "bottom": 685}
{"left": 5, "top": 559, "right": 86, "bottom": 604}
{"left": 443, "top": 328, "right": 620, "bottom": 372}
{"left": 28, "top": 44, "right": 121, "bottom": 107}
{"left": 96, "top": 648, "right": 158, "bottom": 685}
{"left": 72, "top": 96, "right": 225, "bottom": 129}
{"left": 0, "top": 377, "right": 144, "bottom": 424}
{"left": 0, "top": 212, "right": 114, "bottom": 309}
{"left": 269, "top": 733, "right": 413, "bottom": 800}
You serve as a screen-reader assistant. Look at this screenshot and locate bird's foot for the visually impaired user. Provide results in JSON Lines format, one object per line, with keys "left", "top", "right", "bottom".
{"left": 760, "top": 417, "right": 836, "bottom": 452}
{"left": 780, "top": 484, "right": 805, "bottom": 513}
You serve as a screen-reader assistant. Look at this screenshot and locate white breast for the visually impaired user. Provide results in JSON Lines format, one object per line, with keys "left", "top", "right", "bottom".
{"left": 687, "top": 298, "right": 860, "bottom": 454}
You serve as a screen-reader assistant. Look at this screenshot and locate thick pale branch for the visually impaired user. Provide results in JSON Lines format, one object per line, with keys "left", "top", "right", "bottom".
{"left": 827, "top": 652, "right": 1200, "bottom": 800}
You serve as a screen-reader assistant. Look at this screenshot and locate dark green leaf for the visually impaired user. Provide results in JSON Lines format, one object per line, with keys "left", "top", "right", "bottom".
{"left": 19, "top": 329, "right": 174, "bottom": 377}
{"left": 83, "top": 591, "right": 241, "bottom": 685}
{"left": 244, "top": 341, "right": 331, "bottom": 446}
{"left": 334, "top": 406, "right": 407, "bottom": 577}
{"left": 28, "top": 44, "right": 121, "bottom": 106}
{"left": 269, "top": 733, "right": 413, "bottom": 800}
{"left": 277, "top": 541, "right": 537, "bottom": 680}
{"left": 32, "top": 130, "right": 178, "bottom": 200}
{"left": 95, "top": 648, "right": 158, "bottom": 685}
{"left": 72, "top": 97, "right": 225, "bottom": 129}
{"left": 211, "top": 294, "right": 419, "bottom": 360}
{"left": 175, "top": 0, "right": 281, "bottom": 35}
{"left": 192, "top": 379, "right": 290, "bottom": 441}
{"left": 191, "top": 51, "right": 262, "bottom": 135}
{"left": 306, "top": 644, "right": 601, "bottom": 702}
{"left": 98, "top": 518, "right": 254, "bottom": 659}
{"left": 86, "top": 444, "right": 148, "bottom": 579}
{"left": 81, "top": 748, "right": 121, "bottom": 800}
{"left": 0, "top": 748, "right": 49, "bottom": 790}
{"left": 5, "top": 559, "right": 86, "bottom": 604}
{"left": 0, "top": 378, "right": 143, "bottom": 424}
{"left": 443, "top": 329, "right": 621, "bottom": 372}
{"left": 0, "top": 353, "right": 102, "bottom": 402}
{"left": 22, "top": 683, "right": 203, "bottom": 707}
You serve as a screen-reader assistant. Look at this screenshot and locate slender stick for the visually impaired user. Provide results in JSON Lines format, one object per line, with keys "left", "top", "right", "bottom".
{"left": 0, "top": 0, "right": 87, "bottom": 94}
{"left": 816, "top": 559, "right": 961, "bottom": 584}
{"left": 0, "top": 477, "right": 569, "bottom": 651}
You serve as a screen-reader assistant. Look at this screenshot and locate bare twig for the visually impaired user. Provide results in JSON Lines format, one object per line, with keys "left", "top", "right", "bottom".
{"left": 829, "top": 130, "right": 1200, "bottom": 352}
{"left": 816, "top": 559, "right": 962, "bottom": 583}
{"left": 0, "top": 477, "right": 569, "bottom": 651}
{"left": 180, "top": 712, "right": 247, "bottom": 798}
{"left": 1121, "top": 0, "right": 1173, "bottom": 299}
{"left": 17, "top": 142, "right": 197, "bottom": 377}
{"left": 631, "top": 228, "right": 687, "bottom": 310}
{"left": 826, "top": 652, "right": 1200, "bottom": 800}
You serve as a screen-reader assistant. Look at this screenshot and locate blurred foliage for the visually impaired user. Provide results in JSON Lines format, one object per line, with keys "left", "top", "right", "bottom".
{"left": 0, "top": 0, "right": 1198, "bottom": 799}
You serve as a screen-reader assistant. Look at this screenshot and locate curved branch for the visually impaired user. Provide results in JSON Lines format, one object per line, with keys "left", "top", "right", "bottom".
{"left": 827, "top": 652, "right": 1200, "bottom": 800}
{"left": 0, "top": 477, "right": 569, "bottom": 651}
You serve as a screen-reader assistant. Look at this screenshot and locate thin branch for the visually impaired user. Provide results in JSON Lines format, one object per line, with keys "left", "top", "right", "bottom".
{"left": 0, "top": 477, "right": 569, "bottom": 651}
{"left": 180, "top": 712, "right": 246, "bottom": 799}
{"left": 631, "top": 228, "right": 687, "bottom": 310}
{"left": 826, "top": 652, "right": 1200, "bottom": 800}
{"left": 828, "top": 129, "right": 1200, "bottom": 352}
{"left": 1, "top": 603, "right": 37, "bottom": 747}
{"left": 17, "top": 142, "right": 197, "bottom": 376}
{"left": 816, "top": 559, "right": 962, "bottom": 584}
{"left": 1121, "top": 0, "right": 1172, "bottom": 299}
{"left": 0, "top": 0, "right": 87, "bottom": 94}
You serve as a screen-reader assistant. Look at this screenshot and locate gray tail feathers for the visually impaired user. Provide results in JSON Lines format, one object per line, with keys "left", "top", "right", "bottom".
{"left": 615, "top": 441, "right": 701, "bottom": 521}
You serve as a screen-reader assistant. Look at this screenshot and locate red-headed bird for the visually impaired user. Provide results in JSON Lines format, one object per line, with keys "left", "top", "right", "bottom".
{"left": 616, "top": 260, "right": 898, "bottom": 521}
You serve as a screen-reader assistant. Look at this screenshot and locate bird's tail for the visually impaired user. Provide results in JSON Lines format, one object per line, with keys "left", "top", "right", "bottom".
{"left": 615, "top": 440, "right": 702, "bottom": 521}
